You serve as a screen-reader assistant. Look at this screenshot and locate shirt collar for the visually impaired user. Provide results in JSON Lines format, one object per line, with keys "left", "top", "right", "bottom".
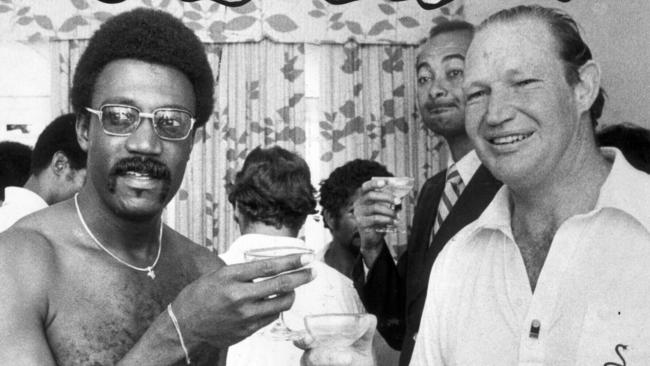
{"left": 2, "top": 186, "right": 47, "bottom": 208}
{"left": 469, "top": 147, "right": 650, "bottom": 237}
{"left": 447, "top": 149, "right": 481, "bottom": 184}
{"left": 594, "top": 147, "right": 650, "bottom": 231}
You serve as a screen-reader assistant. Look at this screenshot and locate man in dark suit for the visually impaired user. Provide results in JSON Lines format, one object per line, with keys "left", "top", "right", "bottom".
{"left": 352, "top": 21, "right": 502, "bottom": 366}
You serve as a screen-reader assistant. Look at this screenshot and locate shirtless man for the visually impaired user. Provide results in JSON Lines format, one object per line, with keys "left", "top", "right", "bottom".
{"left": 0, "top": 9, "right": 313, "bottom": 365}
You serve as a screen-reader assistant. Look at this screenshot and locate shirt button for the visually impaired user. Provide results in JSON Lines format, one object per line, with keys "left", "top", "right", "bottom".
{"left": 529, "top": 319, "right": 541, "bottom": 339}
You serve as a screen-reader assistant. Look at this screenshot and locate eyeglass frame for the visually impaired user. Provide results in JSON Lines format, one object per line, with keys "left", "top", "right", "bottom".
{"left": 85, "top": 104, "right": 196, "bottom": 141}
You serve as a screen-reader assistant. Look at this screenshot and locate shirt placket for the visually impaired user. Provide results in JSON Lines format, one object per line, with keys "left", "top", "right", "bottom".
{"left": 516, "top": 217, "right": 584, "bottom": 365}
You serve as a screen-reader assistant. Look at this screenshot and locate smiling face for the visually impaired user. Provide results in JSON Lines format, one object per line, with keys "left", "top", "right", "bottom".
{"left": 78, "top": 59, "right": 196, "bottom": 220}
{"left": 463, "top": 19, "right": 584, "bottom": 189}
{"left": 416, "top": 30, "right": 472, "bottom": 139}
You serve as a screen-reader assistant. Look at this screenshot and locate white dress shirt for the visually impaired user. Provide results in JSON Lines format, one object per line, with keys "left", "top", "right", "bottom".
{"left": 411, "top": 148, "right": 650, "bottom": 366}
{"left": 220, "top": 234, "right": 366, "bottom": 366}
{"left": 0, "top": 186, "right": 47, "bottom": 232}
{"left": 448, "top": 149, "right": 481, "bottom": 186}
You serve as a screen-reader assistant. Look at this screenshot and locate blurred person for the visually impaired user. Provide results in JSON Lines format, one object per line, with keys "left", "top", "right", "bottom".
{"left": 352, "top": 20, "right": 501, "bottom": 366}
{"left": 319, "top": 159, "right": 393, "bottom": 279}
{"left": 221, "top": 145, "right": 365, "bottom": 366}
{"left": 0, "top": 141, "right": 31, "bottom": 203}
{"left": 412, "top": 5, "right": 650, "bottom": 365}
{"left": 0, "top": 113, "right": 87, "bottom": 232}
{"left": 597, "top": 122, "right": 650, "bottom": 173}
{"left": 0, "top": 8, "right": 313, "bottom": 365}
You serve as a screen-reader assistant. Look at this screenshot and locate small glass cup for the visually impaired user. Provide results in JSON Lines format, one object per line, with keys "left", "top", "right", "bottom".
{"left": 244, "top": 246, "right": 314, "bottom": 340}
{"left": 370, "top": 176, "right": 415, "bottom": 233}
{"left": 303, "top": 313, "right": 371, "bottom": 348}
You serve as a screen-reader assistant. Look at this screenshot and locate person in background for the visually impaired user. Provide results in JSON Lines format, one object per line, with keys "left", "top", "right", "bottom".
{"left": 319, "top": 159, "right": 393, "bottom": 279}
{"left": 0, "top": 113, "right": 87, "bottom": 232}
{"left": 0, "top": 9, "right": 313, "bottom": 365}
{"left": 412, "top": 5, "right": 650, "bottom": 364}
{"left": 221, "top": 145, "right": 365, "bottom": 366}
{"left": 597, "top": 122, "right": 650, "bottom": 173}
{"left": 351, "top": 20, "right": 501, "bottom": 366}
{"left": 0, "top": 141, "right": 31, "bottom": 203}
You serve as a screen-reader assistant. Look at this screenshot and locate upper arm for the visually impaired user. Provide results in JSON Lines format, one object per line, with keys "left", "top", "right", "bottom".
{"left": 0, "top": 229, "right": 57, "bottom": 365}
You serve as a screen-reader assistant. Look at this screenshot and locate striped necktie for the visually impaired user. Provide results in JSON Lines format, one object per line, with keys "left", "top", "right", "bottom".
{"left": 430, "top": 163, "right": 465, "bottom": 246}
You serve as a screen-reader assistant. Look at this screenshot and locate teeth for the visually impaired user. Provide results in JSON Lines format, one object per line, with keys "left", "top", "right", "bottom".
{"left": 492, "top": 134, "right": 531, "bottom": 145}
{"left": 126, "top": 171, "right": 148, "bottom": 178}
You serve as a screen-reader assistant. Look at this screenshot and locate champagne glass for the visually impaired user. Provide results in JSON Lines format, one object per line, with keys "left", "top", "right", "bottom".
{"left": 244, "top": 246, "right": 314, "bottom": 340}
{"left": 370, "top": 176, "right": 415, "bottom": 233}
{"left": 303, "top": 313, "right": 371, "bottom": 347}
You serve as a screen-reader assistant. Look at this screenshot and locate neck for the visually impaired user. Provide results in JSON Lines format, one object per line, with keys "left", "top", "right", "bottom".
{"left": 241, "top": 222, "right": 298, "bottom": 238}
{"left": 510, "top": 143, "right": 611, "bottom": 235}
{"left": 23, "top": 175, "right": 50, "bottom": 204}
{"left": 445, "top": 133, "right": 474, "bottom": 163}
{"left": 75, "top": 187, "right": 163, "bottom": 254}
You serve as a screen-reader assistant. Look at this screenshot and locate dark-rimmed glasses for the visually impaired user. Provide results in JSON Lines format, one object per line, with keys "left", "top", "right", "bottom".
{"left": 85, "top": 104, "right": 195, "bottom": 141}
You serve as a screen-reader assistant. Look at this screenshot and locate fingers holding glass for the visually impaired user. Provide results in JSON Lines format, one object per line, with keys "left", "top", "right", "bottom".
{"left": 368, "top": 177, "right": 415, "bottom": 233}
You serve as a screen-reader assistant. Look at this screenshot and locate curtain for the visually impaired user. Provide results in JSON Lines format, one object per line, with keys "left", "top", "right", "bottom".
{"left": 316, "top": 41, "right": 446, "bottom": 255}
{"left": 171, "top": 41, "right": 307, "bottom": 254}
{"left": 1, "top": 0, "right": 464, "bottom": 45}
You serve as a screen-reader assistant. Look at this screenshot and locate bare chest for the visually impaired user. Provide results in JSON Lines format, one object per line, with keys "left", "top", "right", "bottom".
{"left": 45, "top": 255, "right": 196, "bottom": 365}
{"left": 513, "top": 227, "right": 555, "bottom": 292}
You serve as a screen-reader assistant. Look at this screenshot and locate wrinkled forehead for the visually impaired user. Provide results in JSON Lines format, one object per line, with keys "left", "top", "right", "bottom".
{"left": 464, "top": 19, "right": 557, "bottom": 78}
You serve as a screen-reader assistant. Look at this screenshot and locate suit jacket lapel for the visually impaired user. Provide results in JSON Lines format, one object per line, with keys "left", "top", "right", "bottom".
{"left": 411, "top": 165, "right": 502, "bottom": 307}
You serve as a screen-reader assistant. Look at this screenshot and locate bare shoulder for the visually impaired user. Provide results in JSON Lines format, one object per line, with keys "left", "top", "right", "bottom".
{"left": 163, "top": 227, "right": 225, "bottom": 276}
{"left": 0, "top": 220, "right": 57, "bottom": 318}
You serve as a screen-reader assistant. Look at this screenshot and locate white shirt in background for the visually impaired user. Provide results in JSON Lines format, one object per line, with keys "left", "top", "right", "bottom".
{"left": 0, "top": 186, "right": 47, "bottom": 232}
{"left": 411, "top": 149, "right": 650, "bottom": 366}
{"left": 220, "top": 234, "right": 365, "bottom": 366}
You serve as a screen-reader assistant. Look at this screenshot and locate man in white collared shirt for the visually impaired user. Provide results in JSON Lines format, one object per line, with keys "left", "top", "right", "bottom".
{"left": 411, "top": 5, "right": 650, "bottom": 365}
{"left": 0, "top": 114, "right": 86, "bottom": 232}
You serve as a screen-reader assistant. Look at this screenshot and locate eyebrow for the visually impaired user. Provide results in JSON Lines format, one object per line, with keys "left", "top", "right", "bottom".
{"left": 416, "top": 53, "right": 465, "bottom": 71}
{"left": 98, "top": 98, "right": 192, "bottom": 112}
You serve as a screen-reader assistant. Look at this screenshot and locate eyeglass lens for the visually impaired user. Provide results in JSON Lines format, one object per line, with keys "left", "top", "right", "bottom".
{"left": 101, "top": 105, "right": 192, "bottom": 139}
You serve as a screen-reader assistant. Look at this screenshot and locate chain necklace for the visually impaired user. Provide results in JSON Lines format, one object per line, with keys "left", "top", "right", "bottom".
{"left": 74, "top": 193, "right": 162, "bottom": 279}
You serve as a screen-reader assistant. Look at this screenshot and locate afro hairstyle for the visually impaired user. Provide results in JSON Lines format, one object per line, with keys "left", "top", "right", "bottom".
{"left": 319, "top": 159, "right": 393, "bottom": 223}
{"left": 71, "top": 8, "right": 214, "bottom": 128}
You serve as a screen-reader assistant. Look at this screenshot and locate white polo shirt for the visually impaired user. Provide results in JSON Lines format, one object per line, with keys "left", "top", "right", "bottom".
{"left": 411, "top": 148, "right": 650, "bottom": 366}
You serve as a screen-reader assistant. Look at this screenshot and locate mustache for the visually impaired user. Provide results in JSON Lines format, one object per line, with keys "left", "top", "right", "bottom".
{"left": 109, "top": 157, "right": 171, "bottom": 181}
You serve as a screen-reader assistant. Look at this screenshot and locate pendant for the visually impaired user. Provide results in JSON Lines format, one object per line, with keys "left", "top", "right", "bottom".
{"left": 147, "top": 267, "right": 156, "bottom": 279}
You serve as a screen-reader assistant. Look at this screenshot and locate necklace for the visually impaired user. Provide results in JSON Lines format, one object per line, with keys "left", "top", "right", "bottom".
{"left": 74, "top": 193, "right": 162, "bottom": 279}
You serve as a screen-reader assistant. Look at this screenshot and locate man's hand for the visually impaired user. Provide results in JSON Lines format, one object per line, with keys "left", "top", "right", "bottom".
{"left": 295, "top": 314, "right": 376, "bottom": 366}
{"left": 171, "top": 253, "right": 315, "bottom": 349}
{"left": 354, "top": 179, "right": 397, "bottom": 269}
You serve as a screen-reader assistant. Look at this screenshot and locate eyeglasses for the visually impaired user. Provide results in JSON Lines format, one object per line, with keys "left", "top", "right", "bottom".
{"left": 85, "top": 104, "right": 195, "bottom": 141}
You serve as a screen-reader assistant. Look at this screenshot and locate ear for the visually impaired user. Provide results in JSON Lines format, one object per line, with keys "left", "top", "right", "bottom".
{"left": 51, "top": 151, "right": 69, "bottom": 176}
{"left": 322, "top": 209, "right": 333, "bottom": 230}
{"left": 573, "top": 60, "right": 601, "bottom": 117}
{"left": 76, "top": 113, "right": 91, "bottom": 153}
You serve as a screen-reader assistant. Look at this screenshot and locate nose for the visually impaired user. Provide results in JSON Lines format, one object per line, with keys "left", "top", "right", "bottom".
{"left": 485, "top": 88, "right": 514, "bottom": 126}
{"left": 428, "top": 77, "right": 448, "bottom": 100}
{"left": 124, "top": 117, "right": 163, "bottom": 155}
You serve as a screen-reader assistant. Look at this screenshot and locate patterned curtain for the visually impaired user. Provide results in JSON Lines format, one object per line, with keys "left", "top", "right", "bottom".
{"left": 170, "top": 41, "right": 307, "bottom": 254}
{"left": 316, "top": 41, "right": 446, "bottom": 255}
